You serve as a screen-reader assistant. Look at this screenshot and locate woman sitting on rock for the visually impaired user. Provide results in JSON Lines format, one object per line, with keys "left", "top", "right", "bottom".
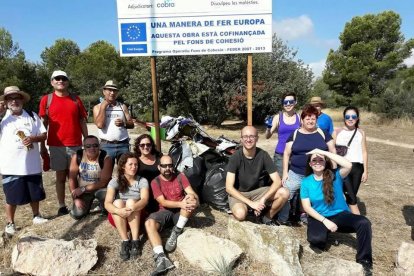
{"left": 300, "top": 148, "right": 372, "bottom": 274}
{"left": 104, "top": 152, "right": 149, "bottom": 261}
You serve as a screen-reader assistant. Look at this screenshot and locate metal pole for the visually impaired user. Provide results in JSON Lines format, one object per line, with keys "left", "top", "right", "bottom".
{"left": 150, "top": 56, "right": 161, "bottom": 151}
{"left": 247, "top": 54, "right": 253, "bottom": 126}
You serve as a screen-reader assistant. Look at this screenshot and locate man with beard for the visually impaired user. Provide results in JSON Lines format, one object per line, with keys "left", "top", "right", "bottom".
{"left": 93, "top": 80, "right": 134, "bottom": 166}
{"left": 0, "top": 86, "right": 48, "bottom": 236}
{"left": 145, "top": 155, "right": 199, "bottom": 275}
{"left": 226, "top": 126, "right": 289, "bottom": 225}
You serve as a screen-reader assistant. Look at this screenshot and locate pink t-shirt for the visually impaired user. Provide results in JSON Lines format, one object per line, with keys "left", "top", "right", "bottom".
{"left": 151, "top": 173, "right": 190, "bottom": 210}
{"left": 38, "top": 92, "right": 87, "bottom": 146}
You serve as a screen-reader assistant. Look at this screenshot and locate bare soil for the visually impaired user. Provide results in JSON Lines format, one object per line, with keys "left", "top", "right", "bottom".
{"left": 0, "top": 122, "right": 413, "bottom": 275}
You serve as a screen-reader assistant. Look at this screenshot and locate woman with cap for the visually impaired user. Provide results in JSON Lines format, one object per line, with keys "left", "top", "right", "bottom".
{"left": 334, "top": 106, "right": 368, "bottom": 215}
{"left": 309, "top": 96, "right": 334, "bottom": 135}
{"left": 265, "top": 92, "right": 300, "bottom": 176}
{"left": 300, "top": 148, "right": 372, "bottom": 274}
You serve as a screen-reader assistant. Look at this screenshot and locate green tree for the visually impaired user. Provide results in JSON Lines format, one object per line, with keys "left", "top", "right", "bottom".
{"left": 40, "top": 39, "right": 80, "bottom": 72}
{"left": 323, "top": 11, "right": 414, "bottom": 108}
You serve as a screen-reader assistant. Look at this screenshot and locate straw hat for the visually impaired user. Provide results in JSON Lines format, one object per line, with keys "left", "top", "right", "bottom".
{"left": 0, "top": 86, "right": 30, "bottom": 103}
{"left": 102, "top": 80, "right": 119, "bottom": 90}
{"left": 309, "top": 96, "right": 326, "bottom": 107}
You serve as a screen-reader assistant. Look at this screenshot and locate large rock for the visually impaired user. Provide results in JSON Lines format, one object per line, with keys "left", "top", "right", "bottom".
{"left": 228, "top": 219, "right": 303, "bottom": 275}
{"left": 302, "top": 258, "right": 364, "bottom": 276}
{"left": 12, "top": 236, "right": 98, "bottom": 276}
{"left": 395, "top": 242, "right": 414, "bottom": 275}
{"left": 177, "top": 228, "right": 243, "bottom": 273}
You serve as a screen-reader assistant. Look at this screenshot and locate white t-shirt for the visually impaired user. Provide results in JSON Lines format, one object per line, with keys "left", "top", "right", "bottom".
{"left": 97, "top": 103, "right": 129, "bottom": 142}
{"left": 78, "top": 153, "right": 102, "bottom": 187}
{"left": 336, "top": 128, "right": 364, "bottom": 163}
{"left": 0, "top": 110, "right": 46, "bottom": 175}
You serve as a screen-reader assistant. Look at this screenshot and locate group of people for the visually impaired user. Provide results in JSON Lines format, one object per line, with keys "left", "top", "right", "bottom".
{"left": 0, "top": 70, "right": 372, "bottom": 274}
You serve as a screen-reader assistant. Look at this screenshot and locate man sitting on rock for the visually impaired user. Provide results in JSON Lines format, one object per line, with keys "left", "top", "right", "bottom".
{"left": 68, "top": 135, "right": 113, "bottom": 219}
{"left": 226, "top": 126, "right": 290, "bottom": 225}
{"left": 145, "top": 155, "right": 199, "bottom": 275}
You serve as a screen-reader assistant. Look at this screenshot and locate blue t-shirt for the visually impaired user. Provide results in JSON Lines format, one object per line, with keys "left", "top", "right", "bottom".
{"left": 317, "top": 113, "right": 334, "bottom": 134}
{"left": 288, "top": 130, "right": 332, "bottom": 175}
{"left": 300, "top": 169, "right": 350, "bottom": 217}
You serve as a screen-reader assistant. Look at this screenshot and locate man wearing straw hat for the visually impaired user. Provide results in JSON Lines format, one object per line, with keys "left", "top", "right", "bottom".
{"left": 93, "top": 80, "right": 134, "bottom": 166}
{"left": 0, "top": 86, "right": 49, "bottom": 236}
{"left": 38, "top": 70, "right": 89, "bottom": 216}
{"left": 309, "top": 96, "right": 334, "bottom": 135}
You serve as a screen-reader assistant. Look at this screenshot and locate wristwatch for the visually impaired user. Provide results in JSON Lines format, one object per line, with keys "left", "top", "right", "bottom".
{"left": 80, "top": 186, "right": 86, "bottom": 193}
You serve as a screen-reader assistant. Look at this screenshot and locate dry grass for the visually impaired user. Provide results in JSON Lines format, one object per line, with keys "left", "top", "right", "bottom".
{"left": 1, "top": 122, "right": 414, "bottom": 275}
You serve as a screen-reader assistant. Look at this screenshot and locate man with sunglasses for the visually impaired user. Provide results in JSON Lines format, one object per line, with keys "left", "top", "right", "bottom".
{"left": 145, "top": 155, "right": 199, "bottom": 275}
{"left": 93, "top": 80, "right": 134, "bottom": 166}
{"left": 226, "top": 126, "right": 290, "bottom": 226}
{"left": 68, "top": 135, "right": 112, "bottom": 220}
{"left": 38, "top": 70, "right": 89, "bottom": 216}
{"left": 0, "top": 86, "right": 49, "bottom": 236}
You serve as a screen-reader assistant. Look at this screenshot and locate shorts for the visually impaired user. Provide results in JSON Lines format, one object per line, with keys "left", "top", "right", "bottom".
{"left": 228, "top": 186, "right": 270, "bottom": 209}
{"left": 2, "top": 174, "right": 46, "bottom": 205}
{"left": 147, "top": 209, "right": 181, "bottom": 232}
{"left": 273, "top": 153, "right": 284, "bottom": 177}
{"left": 108, "top": 209, "right": 148, "bottom": 228}
{"left": 284, "top": 170, "right": 305, "bottom": 200}
{"left": 49, "top": 146, "right": 81, "bottom": 171}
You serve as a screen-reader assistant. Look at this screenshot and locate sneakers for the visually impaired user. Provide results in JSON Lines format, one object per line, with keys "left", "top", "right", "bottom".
{"left": 57, "top": 206, "right": 69, "bottom": 216}
{"left": 120, "top": 240, "right": 131, "bottom": 261}
{"left": 300, "top": 213, "right": 308, "bottom": 224}
{"left": 276, "top": 220, "right": 293, "bottom": 226}
{"left": 33, "top": 215, "right": 49, "bottom": 224}
{"left": 153, "top": 252, "right": 174, "bottom": 275}
{"left": 165, "top": 226, "right": 183, "bottom": 252}
{"left": 357, "top": 260, "right": 373, "bottom": 276}
{"left": 129, "top": 240, "right": 140, "bottom": 258}
{"left": 5, "top": 222, "right": 16, "bottom": 236}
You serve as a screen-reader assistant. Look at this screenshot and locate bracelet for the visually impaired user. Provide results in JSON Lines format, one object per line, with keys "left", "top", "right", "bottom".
{"left": 321, "top": 218, "right": 326, "bottom": 223}
{"left": 81, "top": 186, "right": 86, "bottom": 193}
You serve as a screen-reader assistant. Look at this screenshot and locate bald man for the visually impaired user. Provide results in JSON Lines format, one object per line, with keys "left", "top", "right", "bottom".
{"left": 225, "top": 126, "right": 289, "bottom": 225}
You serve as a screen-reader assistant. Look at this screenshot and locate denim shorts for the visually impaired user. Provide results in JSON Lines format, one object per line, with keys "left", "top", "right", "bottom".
{"left": 284, "top": 170, "right": 305, "bottom": 200}
{"left": 100, "top": 142, "right": 130, "bottom": 166}
{"left": 273, "top": 153, "right": 284, "bottom": 177}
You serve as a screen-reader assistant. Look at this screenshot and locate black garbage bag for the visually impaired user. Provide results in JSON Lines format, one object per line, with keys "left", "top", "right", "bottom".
{"left": 202, "top": 162, "right": 230, "bottom": 212}
{"left": 181, "top": 156, "right": 206, "bottom": 198}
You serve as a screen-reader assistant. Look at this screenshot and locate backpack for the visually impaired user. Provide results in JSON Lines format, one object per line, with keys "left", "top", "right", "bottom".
{"left": 45, "top": 92, "right": 80, "bottom": 117}
{"left": 76, "top": 149, "right": 107, "bottom": 169}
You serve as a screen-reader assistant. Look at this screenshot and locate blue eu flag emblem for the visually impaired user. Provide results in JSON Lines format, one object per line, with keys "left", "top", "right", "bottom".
{"left": 121, "top": 23, "right": 147, "bottom": 42}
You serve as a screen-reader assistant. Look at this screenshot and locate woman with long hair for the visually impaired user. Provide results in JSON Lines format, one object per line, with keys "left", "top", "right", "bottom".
{"left": 265, "top": 92, "right": 301, "bottom": 176}
{"left": 279, "top": 104, "right": 336, "bottom": 224}
{"left": 133, "top": 134, "right": 162, "bottom": 212}
{"left": 300, "top": 148, "right": 372, "bottom": 274}
{"left": 104, "top": 152, "right": 149, "bottom": 261}
{"left": 334, "top": 106, "right": 368, "bottom": 214}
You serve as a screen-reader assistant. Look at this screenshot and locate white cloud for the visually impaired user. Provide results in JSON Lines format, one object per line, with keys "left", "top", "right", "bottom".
{"left": 273, "top": 15, "right": 314, "bottom": 40}
{"left": 403, "top": 51, "right": 414, "bottom": 67}
{"left": 308, "top": 59, "right": 326, "bottom": 79}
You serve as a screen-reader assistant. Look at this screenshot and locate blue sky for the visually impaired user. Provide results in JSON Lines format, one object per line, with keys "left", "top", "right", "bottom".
{"left": 1, "top": 0, "right": 413, "bottom": 77}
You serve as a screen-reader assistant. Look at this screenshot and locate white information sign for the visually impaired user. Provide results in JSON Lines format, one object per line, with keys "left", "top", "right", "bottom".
{"left": 116, "top": 0, "right": 272, "bottom": 56}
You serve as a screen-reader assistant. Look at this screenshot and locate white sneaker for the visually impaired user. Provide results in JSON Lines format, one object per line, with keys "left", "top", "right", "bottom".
{"left": 33, "top": 215, "right": 48, "bottom": 224}
{"left": 5, "top": 223, "right": 16, "bottom": 236}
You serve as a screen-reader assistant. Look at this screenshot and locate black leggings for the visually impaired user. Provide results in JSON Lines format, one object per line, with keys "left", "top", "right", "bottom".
{"left": 307, "top": 211, "right": 372, "bottom": 263}
{"left": 343, "top": 162, "right": 364, "bottom": 205}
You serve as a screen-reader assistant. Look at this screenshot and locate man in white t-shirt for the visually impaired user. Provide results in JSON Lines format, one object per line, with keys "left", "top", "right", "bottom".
{"left": 0, "top": 86, "right": 49, "bottom": 236}
{"left": 93, "top": 80, "right": 134, "bottom": 166}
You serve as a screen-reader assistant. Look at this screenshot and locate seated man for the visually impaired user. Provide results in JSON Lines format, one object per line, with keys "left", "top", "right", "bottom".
{"left": 145, "top": 155, "right": 199, "bottom": 275}
{"left": 226, "top": 126, "right": 289, "bottom": 225}
{"left": 68, "top": 135, "right": 113, "bottom": 219}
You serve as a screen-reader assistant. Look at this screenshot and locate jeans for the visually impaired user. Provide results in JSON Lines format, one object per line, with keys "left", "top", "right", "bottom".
{"left": 278, "top": 170, "right": 305, "bottom": 222}
{"left": 100, "top": 142, "right": 130, "bottom": 166}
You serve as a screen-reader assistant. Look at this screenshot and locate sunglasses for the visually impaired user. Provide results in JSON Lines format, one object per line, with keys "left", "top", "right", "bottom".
{"left": 241, "top": 135, "right": 257, "bottom": 140}
{"left": 54, "top": 76, "right": 68, "bottom": 81}
{"left": 345, "top": 114, "right": 358, "bottom": 120}
{"left": 283, "top": 99, "right": 296, "bottom": 106}
{"left": 160, "top": 163, "right": 173, "bottom": 169}
{"left": 310, "top": 158, "right": 326, "bottom": 166}
{"left": 139, "top": 143, "right": 152, "bottom": 148}
{"left": 6, "top": 96, "right": 23, "bottom": 101}
{"left": 84, "top": 143, "right": 99, "bottom": 149}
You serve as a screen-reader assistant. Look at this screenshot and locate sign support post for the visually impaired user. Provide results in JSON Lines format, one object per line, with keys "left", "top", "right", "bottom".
{"left": 150, "top": 56, "right": 161, "bottom": 151}
{"left": 247, "top": 54, "right": 253, "bottom": 126}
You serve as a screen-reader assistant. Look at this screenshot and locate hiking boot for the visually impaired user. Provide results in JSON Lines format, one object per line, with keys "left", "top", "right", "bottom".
{"left": 357, "top": 260, "right": 373, "bottom": 276}
{"left": 276, "top": 220, "right": 293, "bottom": 226}
{"left": 33, "top": 215, "right": 48, "bottom": 224}
{"left": 264, "top": 220, "right": 280, "bottom": 226}
{"left": 300, "top": 213, "right": 308, "bottom": 224}
{"left": 57, "top": 206, "right": 69, "bottom": 216}
{"left": 129, "top": 240, "right": 140, "bottom": 258}
{"left": 165, "top": 226, "right": 183, "bottom": 252}
{"left": 5, "top": 222, "right": 16, "bottom": 236}
{"left": 120, "top": 240, "right": 130, "bottom": 261}
{"left": 153, "top": 252, "right": 174, "bottom": 275}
